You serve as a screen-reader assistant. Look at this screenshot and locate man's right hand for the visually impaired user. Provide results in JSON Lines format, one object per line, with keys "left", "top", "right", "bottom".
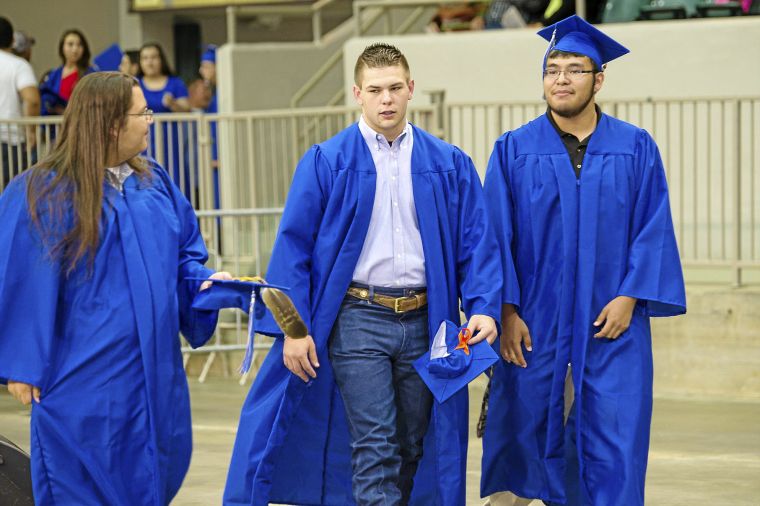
{"left": 7, "top": 380, "right": 40, "bottom": 405}
{"left": 283, "top": 335, "right": 319, "bottom": 382}
{"left": 501, "top": 304, "right": 532, "bottom": 368}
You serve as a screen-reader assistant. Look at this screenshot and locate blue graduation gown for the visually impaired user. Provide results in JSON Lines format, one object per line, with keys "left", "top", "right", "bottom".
{"left": 223, "top": 124, "right": 502, "bottom": 506}
{"left": 0, "top": 162, "right": 217, "bottom": 505}
{"left": 39, "top": 66, "right": 96, "bottom": 116}
{"left": 481, "top": 113, "right": 686, "bottom": 506}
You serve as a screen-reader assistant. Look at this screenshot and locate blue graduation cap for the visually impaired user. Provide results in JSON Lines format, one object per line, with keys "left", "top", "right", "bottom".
{"left": 189, "top": 277, "right": 291, "bottom": 373}
{"left": 537, "top": 15, "right": 629, "bottom": 70}
{"left": 201, "top": 44, "right": 217, "bottom": 64}
{"left": 94, "top": 43, "right": 123, "bottom": 72}
{"left": 414, "top": 320, "right": 499, "bottom": 404}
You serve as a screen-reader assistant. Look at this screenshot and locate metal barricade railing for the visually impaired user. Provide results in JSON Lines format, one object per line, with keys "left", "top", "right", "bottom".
{"left": 183, "top": 208, "right": 284, "bottom": 383}
{"left": 0, "top": 117, "right": 62, "bottom": 188}
{"left": 1, "top": 105, "right": 437, "bottom": 209}
{"left": 3, "top": 98, "right": 757, "bottom": 284}
{"left": 446, "top": 97, "right": 760, "bottom": 285}
{"left": 212, "top": 105, "right": 438, "bottom": 212}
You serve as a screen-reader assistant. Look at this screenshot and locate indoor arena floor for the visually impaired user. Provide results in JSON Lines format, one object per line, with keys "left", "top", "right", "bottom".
{"left": 1, "top": 376, "right": 758, "bottom": 505}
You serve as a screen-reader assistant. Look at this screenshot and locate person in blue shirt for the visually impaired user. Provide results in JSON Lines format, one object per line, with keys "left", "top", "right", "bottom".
{"left": 481, "top": 16, "right": 686, "bottom": 506}
{"left": 0, "top": 72, "right": 230, "bottom": 505}
{"left": 137, "top": 42, "right": 193, "bottom": 196}
{"left": 224, "top": 43, "right": 502, "bottom": 506}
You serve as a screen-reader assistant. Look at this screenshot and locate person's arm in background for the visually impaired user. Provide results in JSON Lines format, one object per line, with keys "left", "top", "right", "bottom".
{"left": 19, "top": 86, "right": 40, "bottom": 148}
{"left": 17, "top": 59, "right": 40, "bottom": 147}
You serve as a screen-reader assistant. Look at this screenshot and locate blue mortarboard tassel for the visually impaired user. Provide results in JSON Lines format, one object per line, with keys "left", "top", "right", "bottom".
{"left": 239, "top": 287, "right": 258, "bottom": 374}
{"left": 188, "top": 277, "right": 292, "bottom": 374}
{"left": 542, "top": 27, "right": 558, "bottom": 74}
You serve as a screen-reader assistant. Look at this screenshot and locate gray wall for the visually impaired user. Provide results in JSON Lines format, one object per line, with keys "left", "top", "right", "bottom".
{"left": 219, "top": 6, "right": 434, "bottom": 111}
{"left": 344, "top": 17, "right": 760, "bottom": 105}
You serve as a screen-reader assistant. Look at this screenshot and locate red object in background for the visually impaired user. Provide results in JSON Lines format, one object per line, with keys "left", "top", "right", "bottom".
{"left": 59, "top": 71, "right": 79, "bottom": 101}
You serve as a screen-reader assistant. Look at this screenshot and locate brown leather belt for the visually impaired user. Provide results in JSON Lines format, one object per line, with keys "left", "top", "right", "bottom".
{"left": 347, "top": 286, "right": 427, "bottom": 313}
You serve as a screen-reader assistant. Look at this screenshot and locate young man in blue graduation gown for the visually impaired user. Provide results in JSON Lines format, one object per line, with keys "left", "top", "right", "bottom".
{"left": 0, "top": 72, "right": 230, "bottom": 505}
{"left": 224, "top": 43, "right": 502, "bottom": 506}
{"left": 481, "top": 16, "right": 686, "bottom": 506}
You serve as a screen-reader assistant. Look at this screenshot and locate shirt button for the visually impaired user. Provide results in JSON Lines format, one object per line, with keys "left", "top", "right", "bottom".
{"left": 397, "top": 254, "right": 402, "bottom": 258}
{"left": 392, "top": 176, "right": 396, "bottom": 180}
{"left": 576, "top": 164, "right": 582, "bottom": 169}
{"left": 396, "top": 228, "right": 400, "bottom": 233}
{"left": 393, "top": 202, "right": 398, "bottom": 207}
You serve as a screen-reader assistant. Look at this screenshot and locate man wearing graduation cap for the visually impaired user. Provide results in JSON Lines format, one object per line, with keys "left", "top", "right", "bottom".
{"left": 481, "top": 16, "right": 686, "bottom": 506}
{"left": 224, "top": 43, "right": 502, "bottom": 506}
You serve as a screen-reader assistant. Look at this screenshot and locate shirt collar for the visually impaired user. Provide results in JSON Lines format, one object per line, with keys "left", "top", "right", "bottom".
{"left": 546, "top": 104, "right": 602, "bottom": 142}
{"left": 104, "top": 162, "right": 134, "bottom": 192}
{"left": 358, "top": 115, "right": 411, "bottom": 150}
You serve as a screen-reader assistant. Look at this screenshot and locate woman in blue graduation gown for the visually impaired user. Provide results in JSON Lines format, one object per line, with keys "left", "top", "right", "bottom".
{"left": 223, "top": 122, "right": 502, "bottom": 506}
{"left": 0, "top": 72, "right": 223, "bottom": 505}
{"left": 481, "top": 16, "right": 686, "bottom": 506}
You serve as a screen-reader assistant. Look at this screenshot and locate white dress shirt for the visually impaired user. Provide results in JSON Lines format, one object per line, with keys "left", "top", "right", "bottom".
{"left": 352, "top": 116, "right": 426, "bottom": 288}
{"left": 105, "top": 163, "right": 134, "bottom": 193}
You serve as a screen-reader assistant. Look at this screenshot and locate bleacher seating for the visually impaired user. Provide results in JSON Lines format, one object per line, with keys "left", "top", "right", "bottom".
{"left": 602, "top": 0, "right": 749, "bottom": 21}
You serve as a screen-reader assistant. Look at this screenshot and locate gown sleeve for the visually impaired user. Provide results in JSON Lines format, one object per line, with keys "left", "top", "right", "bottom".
{"left": 482, "top": 134, "right": 522, "bottom": 309}
{"left": 453, "top": 148, "right": 503, "bottom": 323}
{"left": 0, "top": 177, "right": 61, "bottom": 387}
{"left": 39, "top": 67, "right": 64, "bottom": 116}
{"left": 254, "top": 146, "right": 328, "bottom": 338}
{"left": 170, "top": 76, "right": 189, "bottom": 100}
{"left": 155, "top": 165, "right": 218, "bottom": 347}
{"left": 617, "top": 130, "right": 686, "bottom": 317}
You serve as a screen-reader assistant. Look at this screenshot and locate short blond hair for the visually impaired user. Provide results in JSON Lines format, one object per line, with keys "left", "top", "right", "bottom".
{"left": 354, "top": 43, "right": 410, "bottom": 86}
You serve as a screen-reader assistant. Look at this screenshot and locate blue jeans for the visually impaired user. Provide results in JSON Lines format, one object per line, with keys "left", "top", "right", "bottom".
{"left": 329, "top": 285, "right": 432, "bottom": 506}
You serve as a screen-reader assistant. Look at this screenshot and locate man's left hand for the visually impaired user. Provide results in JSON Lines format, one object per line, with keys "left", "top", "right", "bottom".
{"left": 593, "top": 296, "right": 637, "bottom": 339}
{"left": 200, "top": 271, "right": 233, "bottom": 291}
{"left": 466, "top": 314, "right": 498, "bottom": 346}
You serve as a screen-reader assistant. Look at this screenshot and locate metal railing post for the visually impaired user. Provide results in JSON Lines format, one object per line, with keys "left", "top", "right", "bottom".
{"left": 733, "top": 99, "right": 742, "bottom": 287}
{"left": 226, "top": 6, "right": 237, "bottom": 45}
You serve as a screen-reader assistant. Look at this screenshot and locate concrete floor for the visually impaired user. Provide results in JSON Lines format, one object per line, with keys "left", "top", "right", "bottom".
{"left": 1, "top": 377, "right": 758, "bottom": 505}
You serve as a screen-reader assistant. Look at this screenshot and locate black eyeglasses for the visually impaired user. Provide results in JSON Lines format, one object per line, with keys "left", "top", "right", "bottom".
{"left": 128, "top": 108, "right": 154, "bottom": 121}
{"left": 543, "top": 69, "right": 596, "bottom": 81}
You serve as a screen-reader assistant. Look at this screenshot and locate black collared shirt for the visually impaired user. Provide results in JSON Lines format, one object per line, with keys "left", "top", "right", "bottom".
{"left": 546, "top": 105, "right": 601, "bottom": 179}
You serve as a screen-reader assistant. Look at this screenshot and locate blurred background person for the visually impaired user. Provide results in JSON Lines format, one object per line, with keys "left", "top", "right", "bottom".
{"left": 0, "top": 17, "right": 40, "bottom": 187}
{"left": 199, "top": 44, "right": 217, "bottom": 114}
{"left": 138, "top": 42, "right": 192, "bottom": 194}
{"left": 39, "top": 29, "right": 93, "bottom": 116}
{"left": 138, "top": 42, "right": 190, "bottom": 114}
{"left": 427, "top": 2, "right": 486, "bottom": 32}
{"left": 198, "top": 44, "right": 220, "bottom": 210}
{"left": 119, "top": 48, "right": 140, "bottom": 77}
{"left": 187, "top": 77, "right": 212, "bottom": 112}
{"left": 11, "top": 29, "right": 34, "bottom": 62}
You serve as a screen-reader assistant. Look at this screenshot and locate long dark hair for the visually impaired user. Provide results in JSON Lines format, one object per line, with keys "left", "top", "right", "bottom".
{"left": 137, "top": 42, "right": 174, "bottom": 77}
{"left": 26, "top": 72, "right": 149, "bottom": 274}
{"left": 58, "top": 29, "right": 91, "bottom": 77}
